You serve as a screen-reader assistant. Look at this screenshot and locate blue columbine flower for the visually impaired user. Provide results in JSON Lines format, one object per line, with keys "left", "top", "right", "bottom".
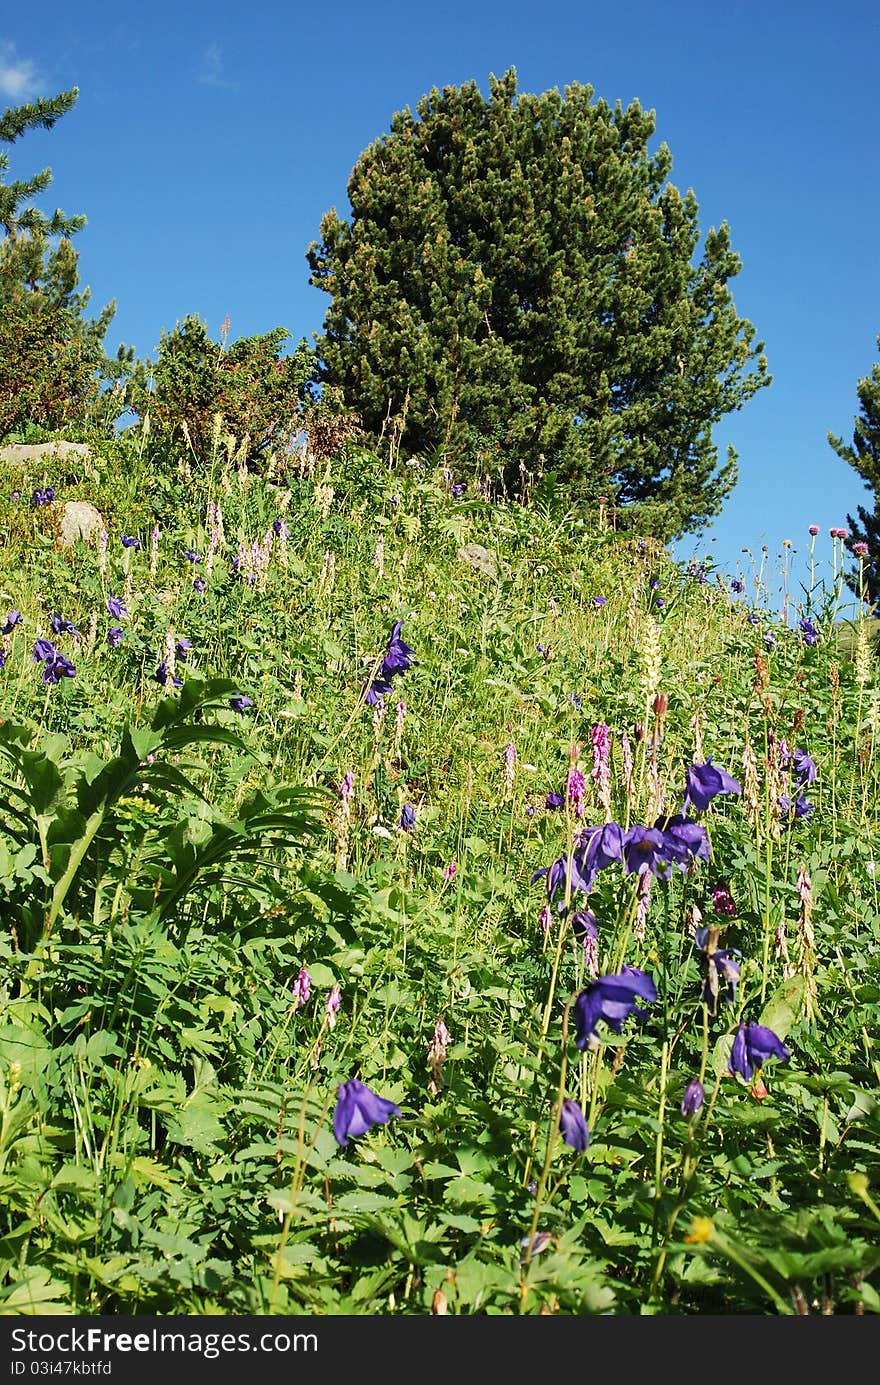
{"left": 681, "top": 1079, "right": 704, "bottom": 1116}
{"left": 182, "top": 546, "right": 202, "bottom": 563}
{"left": 1, "top": 609, "right": 21, "bottom": 635}
{"left": 730, "top": 578, "right": 745, "bottom": 594}
{"left": 683, "top": 759, "right": 742, "bottom": 814}
{"left": 655, "top": 814, "right": 711, "bottom": 869}
{"left": 175, "top": 637, "right": 192, "bottom": 662}
{"left": 32, "top": 638, "right": 56, "bottom": 663}
{"left": 573, "top": 966, "right": 657, "bottom": 1049}
{"left": 792, "top": 749, "right": 817, "bottom": 785}
{"left": 694, "top": 926, "right": 741, "bottom": 1013}
{"left": 272, "top": 517, "right": 290, "bottom": 538}
{"left": 107, "top": 626, "right": 124, "bottom": 648}
{"left": 799, "top": 617, "right": 819, "bottom": 646}
{"left": 332, "top": 1078, "right": 400, "bottom": 1147}
{"left": 398, "top": 803, "right": 416, "bottom": 831}
{"left": 42, "top": 652, "right": 76, "bottom": 685}
{"left": 154, "top": 661, "right": 182, "bottom": 689}
{"left": 229, "top": 695, "right": 253, "bottom": 714}
{"left": 729, "top": 1022, "right": 790, "bottom": 1082}
{"left": 592, "top": 595, "right": 607, "bottom": 607}
{"left": 623, "top": 825, "right": 675, "bottom": 880}
{"left": 364, "top": 620, "right": 417, "bottom": 703}
{"left": 121, "top": 535, "right": 141, "bottom": 549}
{"left": 545, "top": 791, "right": 564, "bottom": 809}
{"left": 571, "top": 909, "right": 599, "bottom": 942}
{"left": 559, "top": 1098, "right": 590, "bottom": 1153}
{"left": 193, "top": 576, "right": 207, "bottom": 592}
{"left": 106, "top": 593, "right": 128, "bottom": 621}
{"left": 451, "top": 481, "right": 467, "bottom": 498}
{"left": 50, "top": 612, "right": 78, "bottom": 636}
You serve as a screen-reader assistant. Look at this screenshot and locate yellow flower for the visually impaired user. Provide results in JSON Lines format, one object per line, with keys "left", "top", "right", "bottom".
{"left": 683, "top": 1216, "right": 714, "bottom": 1244}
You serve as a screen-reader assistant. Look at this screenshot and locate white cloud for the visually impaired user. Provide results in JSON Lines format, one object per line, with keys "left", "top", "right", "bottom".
{"left": 0, "top": 43, "right": 42, "bottom": 101}
{"left": 197, "top": 41, "right": 236, "bottom": 90}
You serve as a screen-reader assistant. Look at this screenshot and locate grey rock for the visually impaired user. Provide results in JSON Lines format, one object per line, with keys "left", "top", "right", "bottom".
{"left": 0, "top": 441, "right": 91, "bottom": 465}
{"left": 58, "top": 501, "right": 103, "bottom": 547}
{"left": 456, "top": 542, "right": 497, "bottom": 577}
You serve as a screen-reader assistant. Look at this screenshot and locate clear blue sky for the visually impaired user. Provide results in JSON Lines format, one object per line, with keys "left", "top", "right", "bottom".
{"left": 3, "top": 0, "right": 879, "bottom": 611}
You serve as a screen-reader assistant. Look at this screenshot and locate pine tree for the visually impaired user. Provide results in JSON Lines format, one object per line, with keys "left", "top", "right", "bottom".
{"left": 308, "top": 69, "right": 770, "bottom": 540}
{"left": 828, "top": 334, "right": 880, "bottom": 610}
{"left": 0, "top": 87, "right": 121, "bottom": 436}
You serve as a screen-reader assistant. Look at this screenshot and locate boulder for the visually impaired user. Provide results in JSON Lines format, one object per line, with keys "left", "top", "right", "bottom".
{"left": 58, "top": 501, "right": 103, "bottom": 548}
{"left": 0, "top": 441, "right": 91, "bottom": 465}
{"left": 456, "top": 542, "right": 497, "bottom": 577}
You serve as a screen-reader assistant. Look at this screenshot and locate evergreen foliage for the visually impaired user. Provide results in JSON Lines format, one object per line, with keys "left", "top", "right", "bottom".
{"left": 125, "top": 314, "right": 317, "bottom": 464}
{"left": 828, "top": 333, "right": 880, "bottom": 609}
{"left": 0, "top": 87, "right": 124, "bottom": 437}
{"left": 308, "top": 68, "right": 771, "bottom": 540}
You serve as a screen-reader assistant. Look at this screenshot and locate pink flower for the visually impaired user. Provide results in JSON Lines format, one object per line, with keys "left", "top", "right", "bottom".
{"left": 292, "top": 967, "right": 312, "bottom": 1008}
{"left": 325, "top": 983, "right": 342, "bottom": 1028}
{"left": 442, "top": 860, "right": 457, "bottom": 882}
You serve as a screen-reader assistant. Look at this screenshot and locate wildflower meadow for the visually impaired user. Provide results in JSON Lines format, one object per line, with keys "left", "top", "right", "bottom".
{"left": 0, "top": 435, "right": 878, "bottom": 1317}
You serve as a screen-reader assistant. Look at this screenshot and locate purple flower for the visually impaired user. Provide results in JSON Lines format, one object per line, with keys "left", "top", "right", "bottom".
{"left": 1, "top": 609, "right": 21, "bottom": 635}
{"left": 729, "top": 1022, "right": 790, "bottom": 1082}
{"left": 106, "top": 593, "right": 128, "bottom": 621}
{"left": 398, "top": 803, "right": 416, "bottom": 831}
{"left": 649, "top": 577, "right": 661, "bottom": 591}
{"left": 793, "top": 793, "right": 813, "bottom": 820}
{"left": 292, "top": 967, "right": 312, "bottom": 1008}
{"left": 182, "top": 546, "right": 202, "bottom": 563}
{"left": 764, "top": 631, "right": 777, "bottom": 650}
{"left": 623, "top": 825, "right": 675, "bottom": 880}
{"left": 681, "top": 1079, "right": 704, "bottom": 1117}
{"left": 573, "top": 966, "right": 657, "bottom": 1049}
{"left": 121, "top": 535, "right": 141, "bottom": 549}
{"left": 656, "top": 814, "right": 711, "bottom": 868}
{"left": 50, "top": 612, "right": 78, "bottom": 637}
{"left": 694, "top": 927, "right": 741, "bottom": 1012}
{"left": 0, "top": 650, "right": 6, "bottom": 670}
{"left": 229, "top": 695, "right": 253, "bottom": 714}
{"left": 32, "top": 638, "right": 56, "bottom": 663}
{"left": 333, "top": 1078, "right": 400, "bottom": 1147}
{"left": 799, "top": 617, "right": 819, "bottom": 646}
{"left": 42, "top": 652, "right": 76, "bottom": 685}
{"left": 193, "top": 576, "right": 207, "bottom": 593}
{"left": 532, "top": 822, "right": 625, "bottom": 905}
{"left": 382, "top": 621, "right": 416, "bottom": 676}
{"left": 154, "top": 661, "right": 182, "bottom": 689}
{"left": 592, "top": 595, "right": 607, "bottom": 607}
{"left": 175, "top": 637, "right": 192, "bottom": 662}
{"left": 747, "top": 612, "right": 759, "bottom": 625}
{"left": 44, "top": 485, "right": 55, "bottom": 503}
{"left": 730, "top": 578, "right": 744, "bottom": 594}
{"left": 9, "top": 489, "right": 21, "bottom": 502}
{"left": 451, "top": 482, "right": 467, "bottom": 498}
{"left": 107, "top": 626, "right": 124, "bottom": 648}
{"left": 545, "top": 791, "right": 564, "bottom": 809}
{"left": 683, "top": 760, "right": 741, "bottom": 814}
{"left": 272, "top": 517, "right": 290, "bottom": 538}
{"left": 792, "top": 749, "right": 817, "bottom": 786}
{"left": 570, "top": 909, "right": 599, "bottom": 941}
{"left": 559, "top": 1098, "right": 590, "bottom": 1153}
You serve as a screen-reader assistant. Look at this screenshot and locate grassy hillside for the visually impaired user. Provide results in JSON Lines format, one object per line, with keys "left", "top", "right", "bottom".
{"left": 0, "top": 437, "right": 877, "bottom": 1315}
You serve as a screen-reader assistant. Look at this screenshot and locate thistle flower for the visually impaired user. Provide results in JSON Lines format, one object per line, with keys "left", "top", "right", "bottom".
{"left": 559, "top": 1098, "right": 590, "bottom": 1153}
{"left": 333, "top": 1078, "right": 400, "bottom": 1147}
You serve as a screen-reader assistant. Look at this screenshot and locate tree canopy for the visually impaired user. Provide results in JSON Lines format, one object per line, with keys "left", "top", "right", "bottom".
{"left": 828, "top": 333, "right": 880, "bottom": 610}
{"left": 308, "top": 68, "right": 770, "bottom": 540}
{"left": 0, "top": 86, "right": 123, "bottom": 437}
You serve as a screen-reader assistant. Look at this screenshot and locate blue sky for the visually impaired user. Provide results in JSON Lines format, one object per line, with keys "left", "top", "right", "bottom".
{"left": 2, "top": 0, "right": 879, "bottom": 612}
